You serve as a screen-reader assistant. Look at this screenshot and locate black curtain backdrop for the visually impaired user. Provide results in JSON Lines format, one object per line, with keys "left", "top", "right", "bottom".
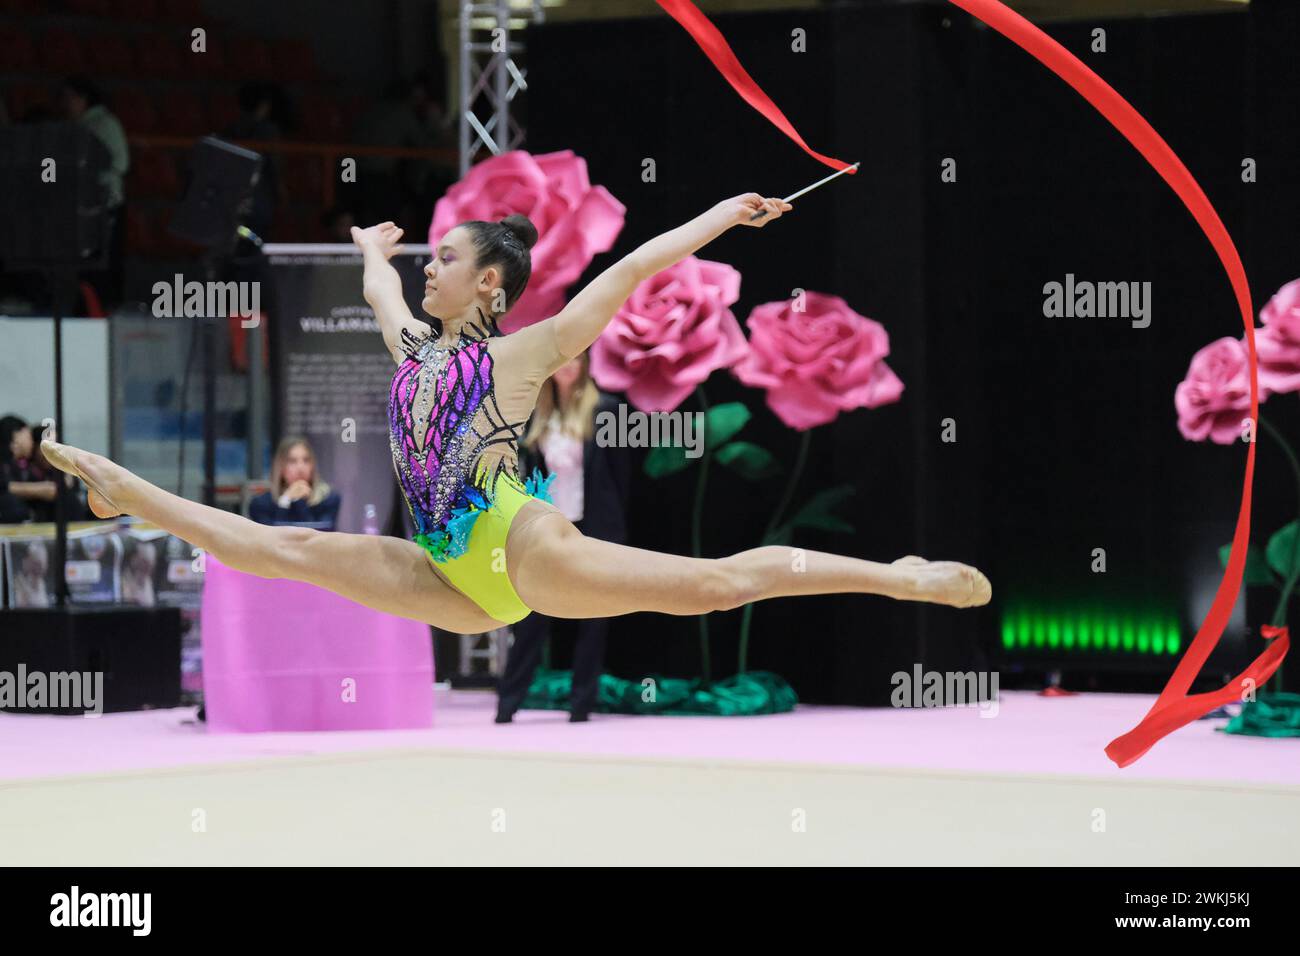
{"left": 522, "top": 0, "right": 1300, "bottom": 703}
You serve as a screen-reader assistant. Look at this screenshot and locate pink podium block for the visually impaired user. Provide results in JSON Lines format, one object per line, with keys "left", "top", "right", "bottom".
{"left": 200, "top": 555, "right": 434, "bottom": 732}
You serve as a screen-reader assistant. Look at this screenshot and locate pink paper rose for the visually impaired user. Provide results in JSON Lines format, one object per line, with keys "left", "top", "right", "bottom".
{"left": 428, "top": 149, "right": 625, "bottom": 333}
{"left": 732, "top": 291, "right": 903, "bottom": 430}
{"left": 1255, "top": 278, "right": 1300, "bottom": 396}
{"left": 589, "top": 256, "right": 749, "bottom": 413}
{"left": 1174, "top": 336, "right": 1257, "bottom": 444}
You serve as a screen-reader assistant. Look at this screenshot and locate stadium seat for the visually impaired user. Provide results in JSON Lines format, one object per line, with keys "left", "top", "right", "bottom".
{"left": 86, "top": 33, "right": 135, "bottom": 76}
{"left": 111, "top": 85, "right": 159, "bottom": 132}
{"left": 0, "top": 27, "right": 37, "bottom": 71}
{"left": 40, "top": 29, "right": 88, "bottom": 73}
{"left": 158, "top": 88, "right": 209, "bottom": 137}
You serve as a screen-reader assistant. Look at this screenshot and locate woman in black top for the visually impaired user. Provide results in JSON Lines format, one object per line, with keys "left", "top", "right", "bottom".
{"left": 248, "top": 437, "right": 342, "bottom": 530}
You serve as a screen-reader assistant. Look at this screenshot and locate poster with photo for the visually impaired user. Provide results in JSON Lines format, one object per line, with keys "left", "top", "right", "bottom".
{"left": 120, "top": 525, "right": 206, "bottom": 696}
{"left": 1, "top": 524, "right": 123, "bottom": 609}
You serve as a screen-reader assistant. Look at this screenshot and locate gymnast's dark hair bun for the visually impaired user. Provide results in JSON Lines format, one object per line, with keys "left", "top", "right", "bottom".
{"left": 499, "top": 213, "right": 538, "bottom": 251}
{"left": 461, "top": 214, "right": 538, "bottom": 319}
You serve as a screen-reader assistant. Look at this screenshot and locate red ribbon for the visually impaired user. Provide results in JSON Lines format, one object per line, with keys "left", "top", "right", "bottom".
{"left": 940, "top": 0, "right": 1287, "bottom": 765}
{"left": 654, "top": 0, "right": 855, "bottom": 173}
{"left": 657, "top": 0, "right": 1287, "bottom": 765}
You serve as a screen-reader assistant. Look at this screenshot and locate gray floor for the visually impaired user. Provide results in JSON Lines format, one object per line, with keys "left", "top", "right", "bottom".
{"left": 3, "top": 748, "right": 1297, "bottom": 865}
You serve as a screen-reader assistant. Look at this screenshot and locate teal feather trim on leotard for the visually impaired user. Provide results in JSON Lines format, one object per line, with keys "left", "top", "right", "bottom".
{"left": 414, "top": 466, "right": 555, "bottom": 563}
{"left": 524, "top": 466, "right": 555, "bottom": 504}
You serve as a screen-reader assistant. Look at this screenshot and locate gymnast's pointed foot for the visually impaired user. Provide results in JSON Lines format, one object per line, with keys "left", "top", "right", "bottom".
{"left": 899, "top": 557, "right": 991, "bottom": 608}
{"left": 41, "top": 440, "right": 127, "bottom": 519}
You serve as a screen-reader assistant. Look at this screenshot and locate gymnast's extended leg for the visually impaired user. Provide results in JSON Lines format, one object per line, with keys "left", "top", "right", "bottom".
{"left": 42, "top": 442, "right": 500, "bottom": 634}
{"left": 506, "top": 509, "right": 990, "bottom": 619}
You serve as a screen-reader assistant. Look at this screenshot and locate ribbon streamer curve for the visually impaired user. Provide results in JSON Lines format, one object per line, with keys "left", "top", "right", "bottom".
{"left": 657, "top": 0, "right": 1288, "bottom": 765}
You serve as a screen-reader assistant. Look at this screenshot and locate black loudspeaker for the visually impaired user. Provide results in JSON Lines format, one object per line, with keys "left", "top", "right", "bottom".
{"left": 169, "top": 135, "right": 262, "bottom": 252}
{"left": 0, "top": 607, "right": 182, "bottom": 714}
{"left": 0, "top": 122, "right": 112, "bottom": 269}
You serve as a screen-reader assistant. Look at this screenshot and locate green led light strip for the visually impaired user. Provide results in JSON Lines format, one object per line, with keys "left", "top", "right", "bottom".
{"left": 1000, "top": 609, "right": 1182, "bottom": 656}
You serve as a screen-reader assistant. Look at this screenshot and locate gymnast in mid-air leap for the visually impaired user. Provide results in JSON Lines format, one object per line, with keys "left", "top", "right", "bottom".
{"left": 43, "top": 193, "right": 990, "bottom": 634}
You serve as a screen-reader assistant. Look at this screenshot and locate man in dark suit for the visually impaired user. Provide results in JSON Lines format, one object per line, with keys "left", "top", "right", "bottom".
{"left": 496, "top": 390, "right": 630, "bottom": 722}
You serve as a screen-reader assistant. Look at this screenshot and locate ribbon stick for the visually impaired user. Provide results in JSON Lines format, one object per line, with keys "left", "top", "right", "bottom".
{"left": 655, "top": 0, "right": 855, "bottom": 173}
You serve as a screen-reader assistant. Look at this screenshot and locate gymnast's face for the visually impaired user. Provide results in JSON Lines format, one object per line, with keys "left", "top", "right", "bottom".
{"left": 423, "top": 226, "right": 500, "bottom": 319}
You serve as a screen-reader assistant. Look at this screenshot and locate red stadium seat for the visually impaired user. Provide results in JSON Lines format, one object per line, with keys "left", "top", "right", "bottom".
{"left": 271, "top": 205, "right": 324, "bottom": 243}
{"left": 0, "top": 27, "right": 37, "bottom": 71}
{"left": 128, "top": 149, "right": 181, "bottom": 200}
{"left": 282, "top": 153, "right": 325, "bottom": 202}
{"left": 297, "top": 94, "right": 344, "bottom": 142}
{"left": 132, "top": 32, "right": 184, "bottom": 78}
{"left": 39, "top": 30, "right": 88, "bottom": 73}
{"left": 5, "top": 83, "right": 54, "bottom": 122}
{"left": 207, "top": 88, "right": 239, "bottom": 133}
{"left": 225, "top": 35, "right": 272, "bottom": 80}
{"left": 124, "top": 205, "right": 155, "bottom": 256}
{"left": 115, "top": 0, "right": 159, "bottom": 18}
{"left": 86, "top": 33, "right": 135, "bottom": 76}
{"left": 0, "top": 0, "right": 46, "bottom": 14}
{"left": 272, "top": 38, "right": 317, "bottom": 83}
{"left": 157, "top": 0, "right": 203, "bottom": 21}
{"left": 339, "top": 93, "right": 369, "bottom": 137}
{"left": 157, "top": 89, "right": 209, "bottom": 137}
{"left": 67, "top": 0, "right": 111, "bottom": 14}
{"left": 110, "top": 85, "right": 159, "bottom": 132}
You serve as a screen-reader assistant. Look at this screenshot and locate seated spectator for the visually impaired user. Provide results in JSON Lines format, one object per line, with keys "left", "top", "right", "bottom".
{"left": 248, "top": 437, "right": 341, "bottom": 529}
{"left": 0, "top": 415, "right": 57, "bottom": 523}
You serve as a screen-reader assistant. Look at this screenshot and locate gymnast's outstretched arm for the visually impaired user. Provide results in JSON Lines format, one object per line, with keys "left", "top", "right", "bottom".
{"left": 352, "top": 222, "right": 428, "bottom": 363}
{"left": 525, "top": 193, "right": 792, "bottom": 378}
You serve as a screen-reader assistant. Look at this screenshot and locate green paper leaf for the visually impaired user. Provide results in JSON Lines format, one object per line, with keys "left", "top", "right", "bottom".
{"left": 643, "top": 443, "right": 693, "bottom": 478}
{"left": 1218, "top": 542, "right": 1277, "bottom": 587}
{"left": 788, "top": 484, "right": 856, "bottom": 529}
{"left": 642, "top": 401, "right": 751, "bottom": 478}
{"left": 714, "top": 441, "right": 781, "bottom": 480}
{"left": 704, "top": 402, "right": 750, "bottom": 449}
{"left": 769, "top": 484, "right": 858, "bottom": 541}
{"left": 1265, "top": 521, "right": 1300, "bottom": 582}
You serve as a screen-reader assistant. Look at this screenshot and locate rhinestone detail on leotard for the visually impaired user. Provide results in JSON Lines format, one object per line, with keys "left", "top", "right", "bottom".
{"left": 387, "top": 320, "right": 549, "bottom": 561}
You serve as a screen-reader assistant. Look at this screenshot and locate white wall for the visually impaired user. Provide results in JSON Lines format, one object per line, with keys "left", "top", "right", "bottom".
{"left": 0, "top": 318, "right": 111, "bottom": 456}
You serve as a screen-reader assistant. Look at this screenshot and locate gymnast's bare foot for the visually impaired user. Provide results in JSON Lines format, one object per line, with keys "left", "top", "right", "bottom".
{"left": 41, "top": 440, "right": 130, "bottom": 519}
{"left": 894, "top": 555, "right": 991, "bottom": 608}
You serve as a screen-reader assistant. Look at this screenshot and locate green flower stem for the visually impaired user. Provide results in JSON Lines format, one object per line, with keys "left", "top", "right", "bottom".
{"left": 738, "top": 428, "right": 813, "bottom": 673}
{"left": 692, "top": 385, "right": 712, "bottom": 684}
{"left": 1260, "top": 414, "right": 1299, "bottom": 691}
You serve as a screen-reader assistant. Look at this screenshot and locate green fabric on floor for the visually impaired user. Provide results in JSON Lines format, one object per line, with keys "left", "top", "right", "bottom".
{"left": 522, "top": 668, "right": 798, "bottom": 716}
{"left": 1220, "top": 692, "right": 1300, "bottom": 737}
